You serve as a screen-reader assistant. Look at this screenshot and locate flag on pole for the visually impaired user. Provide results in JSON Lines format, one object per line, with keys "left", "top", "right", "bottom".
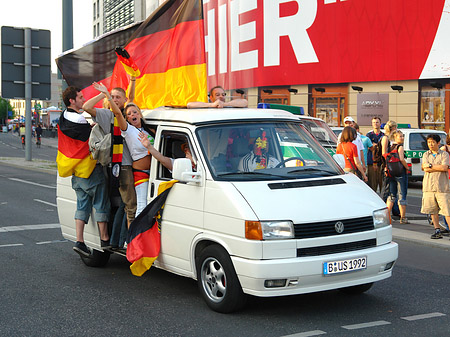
{"left": 56, "top": 0, "right": 207, "bottom": 109}
{"left": 126, "top": 180, "right": 177, "bottom": 276}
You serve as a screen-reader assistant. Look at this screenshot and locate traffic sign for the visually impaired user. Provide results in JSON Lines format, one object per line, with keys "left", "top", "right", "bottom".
{"left": 1, "top": 26, "right": 51, "bottom": 100}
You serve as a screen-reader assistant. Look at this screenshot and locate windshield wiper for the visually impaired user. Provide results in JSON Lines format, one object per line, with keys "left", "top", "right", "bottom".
{"left": 287, "top": 167, "right": 335, "bottom": 175}
{"left": 217, "top": 171, "right": 288, "bottom": 178}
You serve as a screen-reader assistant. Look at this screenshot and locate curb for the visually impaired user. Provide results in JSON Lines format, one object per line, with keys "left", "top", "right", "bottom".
{"left": 0, "top": 157, "right": 57, "bottom": 175}
{"left": 393, "top": 227, "right": 450, "bottom": 249}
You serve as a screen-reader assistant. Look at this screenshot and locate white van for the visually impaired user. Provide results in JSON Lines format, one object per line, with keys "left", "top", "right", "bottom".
{"left": 57, "top": 108, "right": 398, "bottom": 313}
{"left": 399, "top": 128, "right": 446, "bottom": 181}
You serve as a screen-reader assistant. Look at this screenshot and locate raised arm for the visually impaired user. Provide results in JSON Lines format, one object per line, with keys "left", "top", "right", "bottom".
{"left": 82, "top": 92, "right": 104, "bottom": 117}
{"left": 126, "top": 76, "right": 136, "bottom": 105}
{"left": 139, "top": 132, "right": 173, "bottom": 171}
{"left": 92, "top": 82, "right": 128, "bottom": 131}
{"left": 187, "top": 99, "right": 223, "bottom": 109}
{"left": 223, "top": 98, "right": 248, "bottom": 108}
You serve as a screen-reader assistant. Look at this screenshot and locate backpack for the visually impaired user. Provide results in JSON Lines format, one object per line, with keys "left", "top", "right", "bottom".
{"left": 89, "top": 123, "right": 112, "bottom": 166}
{"left": 372, "top": 137, "right": 383, "bottom": 165}
{"left": 384, "top": 144, "right": 404, "bottom": 177}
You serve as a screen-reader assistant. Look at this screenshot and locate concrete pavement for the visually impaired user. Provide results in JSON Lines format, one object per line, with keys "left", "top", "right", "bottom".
{"left": 1, "top": 134, "right": 449, "bottom": 249}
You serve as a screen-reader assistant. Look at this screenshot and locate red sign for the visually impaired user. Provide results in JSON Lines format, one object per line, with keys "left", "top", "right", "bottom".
{"left": 203, "top": 0, "right": 448, "bottom": 90}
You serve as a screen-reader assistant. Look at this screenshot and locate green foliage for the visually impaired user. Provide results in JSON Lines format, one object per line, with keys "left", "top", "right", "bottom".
{"left": 0, "top": 97, "right": 15, "bottom": 121}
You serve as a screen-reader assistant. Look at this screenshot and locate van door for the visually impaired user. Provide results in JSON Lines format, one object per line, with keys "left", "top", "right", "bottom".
{"left": 149, "top": 127, "right": 205, "bottom": 275}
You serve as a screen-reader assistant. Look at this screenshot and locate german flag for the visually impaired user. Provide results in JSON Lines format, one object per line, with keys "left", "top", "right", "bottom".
{"left": 126, "top": 180, "right": 177, "bottom": 276}
{"left": 56, "top": 111, "right": 97, "bottom": 178}
{"left": 56, "top": 0, "right": 207, "bottom": 109}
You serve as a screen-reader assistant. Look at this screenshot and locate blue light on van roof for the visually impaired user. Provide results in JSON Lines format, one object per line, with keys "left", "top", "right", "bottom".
{"left": 380, "top": 123, "right": 411, "bottom": 129}
{"left": 257, "top": 103, "right": 304, "bottom": 115}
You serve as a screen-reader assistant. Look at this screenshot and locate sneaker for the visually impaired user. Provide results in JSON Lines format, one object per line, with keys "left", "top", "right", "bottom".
{"left": 101, "top": 239, "right": 112, "bottom": 250}
{"left": 441, "top": 228, "right": 450, "bottom": 236}
{"left": 430, "top": 231, "right": 443, "bottom": 239}
{"left": 400, "top": 217, "right": 409, "bottom": 224}
{"left": 73, "top": 241, "right": 91, "bottom": 257}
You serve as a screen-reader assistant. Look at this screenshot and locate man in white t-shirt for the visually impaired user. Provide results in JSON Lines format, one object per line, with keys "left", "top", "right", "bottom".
{"left": 338, "top": 116, "right": 366, "bottom": 170}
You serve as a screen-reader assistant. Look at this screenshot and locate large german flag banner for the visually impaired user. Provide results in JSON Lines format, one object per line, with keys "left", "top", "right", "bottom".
{"left": 126, "top": 180, "right": 177, "bottom": 276}
{"left": 56, "top": 0, "right": 207, "bottom": 109}
{"left": 56, "top": 111, "right": 97, "bottom": 178}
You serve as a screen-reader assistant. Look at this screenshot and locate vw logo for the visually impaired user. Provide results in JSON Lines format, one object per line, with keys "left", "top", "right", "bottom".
{"left": 335, "top": 221, "right": 345, "bottom": 234}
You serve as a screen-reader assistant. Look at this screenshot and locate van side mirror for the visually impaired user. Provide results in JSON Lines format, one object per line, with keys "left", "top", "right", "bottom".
{"left": 333, "top": 154, "right": 346, "bottom": 169}
{"left": 173, "top": 158, "right": 202, "bottom": 183}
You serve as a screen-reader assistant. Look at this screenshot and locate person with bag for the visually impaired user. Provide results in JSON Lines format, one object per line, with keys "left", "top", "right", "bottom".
{"left": 438, "top": 133, "right": 450, "bottom": 236}
{"left": 336, "top": 126, "right": 368, "bottom": 182}
{"left": 367, "top": 117, "right": 384, "bottom": 192}
{"left": 385, "top": 130, "right": 410, "bottom": 224}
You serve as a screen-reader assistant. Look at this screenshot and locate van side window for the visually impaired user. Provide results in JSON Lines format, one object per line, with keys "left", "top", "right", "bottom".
{"left": 157, "top": 131, "right": 197, "bottom": 180}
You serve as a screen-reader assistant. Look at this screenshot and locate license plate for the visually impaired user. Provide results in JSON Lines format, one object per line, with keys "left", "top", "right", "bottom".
{"left": 323, "top": 256, "right": 367, "bottom": 275}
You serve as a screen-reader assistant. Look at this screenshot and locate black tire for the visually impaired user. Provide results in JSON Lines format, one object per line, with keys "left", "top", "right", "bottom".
{"left": 80, "top": 249, "right": 111, "bottom": 267}
{"left": 196, "top": 245, "right": 246, "bottom": 313}
{"left": 339, "top": 282, "right": 373, "bottom": 295}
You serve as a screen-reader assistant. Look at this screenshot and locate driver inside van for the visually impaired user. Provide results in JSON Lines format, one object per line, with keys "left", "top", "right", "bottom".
{"left": 238, "top": 131, "right": 280, "bottom": 172}
{"left": 139, "top": 133, "right": 196, "bottom": 172}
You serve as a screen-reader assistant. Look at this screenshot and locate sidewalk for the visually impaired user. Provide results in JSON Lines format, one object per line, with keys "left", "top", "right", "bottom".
{"left": 0, "top": 135, "right": 449, "bottom": 249}
{"left": 0, "top": 135, "right": 58, "bottom": 174}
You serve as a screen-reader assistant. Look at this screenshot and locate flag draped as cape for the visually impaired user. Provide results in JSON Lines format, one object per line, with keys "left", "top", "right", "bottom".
{"left": 56, "top": 111, "right": 97, "bottom": 178}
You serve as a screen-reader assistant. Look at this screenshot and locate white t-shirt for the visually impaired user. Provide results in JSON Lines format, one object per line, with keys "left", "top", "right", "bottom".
{"left": 121, "top": 124, "right": 154, "bottom": 161}
{"left": 64, "top": 109, "right": 88, "bottom": 124}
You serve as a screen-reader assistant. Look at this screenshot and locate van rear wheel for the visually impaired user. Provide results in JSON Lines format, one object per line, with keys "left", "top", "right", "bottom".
{"left": 80, "top": 249, "right": 110, "bottom": 267}
{"left": 196, "top": 245, "right": 246, "bottom": 313}
{"left": 339, "top": 282, "right": 373, "bottom": 294}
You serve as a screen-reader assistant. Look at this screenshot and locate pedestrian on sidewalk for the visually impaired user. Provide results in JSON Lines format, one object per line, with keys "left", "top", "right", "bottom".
{"left": 421, "top": 134, "right": 450, "bottom": 239}
{"left": 386, "top": 130, "right": 410, "bottom": 224}
{"left": 439, "top": 134, "right": 450, "bottom": 236}
{"left": 366, "top": 117, "right": 384, "bottom": 193}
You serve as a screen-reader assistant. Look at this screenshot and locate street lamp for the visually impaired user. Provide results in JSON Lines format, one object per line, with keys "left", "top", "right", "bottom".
{"left": 288, "top": 88, "right": 298, "bottom": 94}
{"left": 314, "top": 87, "right": 325, "bottom": 93}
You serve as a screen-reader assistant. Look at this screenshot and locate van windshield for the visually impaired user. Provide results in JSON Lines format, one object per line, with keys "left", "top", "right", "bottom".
{"left": 197, "top": 121, "right": 343, "bottom": 181}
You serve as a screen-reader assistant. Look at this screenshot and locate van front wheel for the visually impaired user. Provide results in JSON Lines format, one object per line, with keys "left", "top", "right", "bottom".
{"left": 196, "top": 245, "right": 246, "bottom": 313}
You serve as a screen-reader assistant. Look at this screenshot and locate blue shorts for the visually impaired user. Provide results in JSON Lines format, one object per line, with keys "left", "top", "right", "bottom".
{"left": 71, "top": 165, "right": 110, "bottom": 223}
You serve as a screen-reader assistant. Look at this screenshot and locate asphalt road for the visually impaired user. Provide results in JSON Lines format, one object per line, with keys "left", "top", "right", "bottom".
{"left": 0, "top": 162, "right": 449, "bottom": 336}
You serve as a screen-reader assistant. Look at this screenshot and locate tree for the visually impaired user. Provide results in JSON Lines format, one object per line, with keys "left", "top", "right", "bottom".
{"left": 0, "top": 97, "right": 15, "bottom": 125}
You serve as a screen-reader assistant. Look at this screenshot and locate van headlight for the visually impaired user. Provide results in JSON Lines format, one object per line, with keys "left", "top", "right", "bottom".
{"left": 245, "top": 220, "right": 294, "bottom": 240}
{"left": 373, "top": 208, "right": 390, "bottom": 229}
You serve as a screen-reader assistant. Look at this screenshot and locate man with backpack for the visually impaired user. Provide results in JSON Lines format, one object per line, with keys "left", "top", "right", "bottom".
{"left": 366, "top": 117, "right": 384, "bottom": 193}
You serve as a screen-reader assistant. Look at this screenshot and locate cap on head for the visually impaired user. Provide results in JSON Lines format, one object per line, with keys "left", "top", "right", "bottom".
{"left": 343, "top": 116, "right": 355, "bottom": 123}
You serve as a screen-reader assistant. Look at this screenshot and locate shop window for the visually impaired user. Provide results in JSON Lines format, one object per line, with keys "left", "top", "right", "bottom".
{"left": 420, "top": 85, "right": 446, "bottom": 131}
{"left": 260, "top": 87, "right": 290, "bottom": 105}
{"left": 310, "top": 85, "right": 348, "bottom": 126}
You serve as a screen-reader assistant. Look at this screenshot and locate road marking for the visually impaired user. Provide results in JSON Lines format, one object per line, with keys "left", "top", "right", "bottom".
{"left": 36, "top": 239, "right": 67, "bottom": 245}
{"left": 0, "top": 224, "right": 60, "bottom": 232}
{"left": 342, "top": 320, "right": 391, "bottom": 330}
{"left": 34, "top": 199, "right": 57, "bottom": 207}
{"left": 8, "top": 177, "right": 56, "bottom": 189}
{"left": 401, "top": 312, "right": 446, "bottom": 321}
{"left": 282, "top": 330, "right": 327, "bottom": 337}
{"left": 0, "top": 243, "right": 24, "bottom": 248}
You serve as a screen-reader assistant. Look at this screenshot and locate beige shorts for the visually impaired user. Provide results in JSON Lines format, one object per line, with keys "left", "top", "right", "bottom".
{"left": 119, "top": 165, "right": 137, "bottom": 222}
{"left": 421, "top": 192, "right": 450, "bottom": 216}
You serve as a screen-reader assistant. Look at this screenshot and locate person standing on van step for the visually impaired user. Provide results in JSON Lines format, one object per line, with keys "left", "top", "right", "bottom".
{"left": 91, "top": 82, "right": 155, "bottom": 217}
{"left": 366, "top": 117, "right": 384, "bottom": 193}
{"left": 421, "top": 134, "right": 450, "bottom": 239}
{"left": 82, "top": 77, "right": 137, "bottom": 229}
{"left": 187, "top": 86, "right": 248, "bottom": 108}
{"left": 57, "top": 87, "right": 111, "bottom": 257}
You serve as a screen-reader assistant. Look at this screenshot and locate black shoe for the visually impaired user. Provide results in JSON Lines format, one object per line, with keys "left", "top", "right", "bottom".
{"left": 431, "top": 231, "right": 443, "bottom": 239}
{"left": 441, "top": 228, "right": 450, "bottom": 236}
{"left": 101, "top": 239, "right": 112, "bottom": 250}
{"left": 73, "top": 241, "right": 91, "bottom": 257}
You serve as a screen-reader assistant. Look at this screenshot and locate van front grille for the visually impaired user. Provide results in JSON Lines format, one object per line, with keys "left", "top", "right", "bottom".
{"left": 297, "top": 239, "right": 376, "bottom": 257}
{"left": 294, "top": 216, "right": 374, "bottom": 239}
